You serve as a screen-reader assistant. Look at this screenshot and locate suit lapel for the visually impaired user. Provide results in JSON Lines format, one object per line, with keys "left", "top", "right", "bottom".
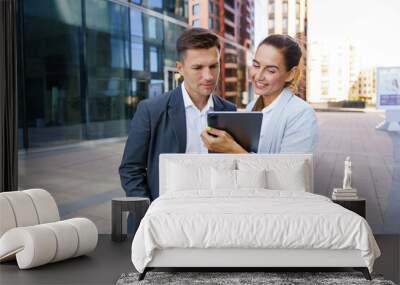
{"left": 167, "top": 90, "right": 227, "bottom": 153}
{"left": 168, "top": 86, "right": 187, "bottom": 153}
{"left": 212, "top": 95, "right": 226, "bottom": 111}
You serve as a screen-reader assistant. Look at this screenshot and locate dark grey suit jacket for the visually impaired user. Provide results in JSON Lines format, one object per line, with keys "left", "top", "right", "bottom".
{"left": 119, "top": 85, "right": 236, "bottom": 200}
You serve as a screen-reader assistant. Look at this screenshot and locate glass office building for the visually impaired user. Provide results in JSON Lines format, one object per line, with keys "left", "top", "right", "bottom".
{"left": 18, "top": 0, "right": 188, "bottom": 149}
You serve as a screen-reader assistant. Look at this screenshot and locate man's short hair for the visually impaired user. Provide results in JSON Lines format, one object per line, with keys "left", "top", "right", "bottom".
{"left": 176, "top": 28, "right": 220, "bottom": 61}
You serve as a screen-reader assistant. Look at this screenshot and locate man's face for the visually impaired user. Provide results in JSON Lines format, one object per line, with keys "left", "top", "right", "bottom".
{"left": 176, "top": 47, "right": 220, "bottom": 98}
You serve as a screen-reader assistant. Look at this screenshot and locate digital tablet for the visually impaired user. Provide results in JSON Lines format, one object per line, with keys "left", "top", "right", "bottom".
{"left": 207, "top": 111, "right": 263, "bottom": 153}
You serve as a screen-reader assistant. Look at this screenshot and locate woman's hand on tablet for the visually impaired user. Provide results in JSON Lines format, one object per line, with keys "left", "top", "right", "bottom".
{"left": 201, "top": 127, "right": 248, "bottom": 153}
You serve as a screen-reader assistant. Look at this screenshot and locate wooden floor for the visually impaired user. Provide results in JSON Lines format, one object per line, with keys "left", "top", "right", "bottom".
{"left": 0, "top": 235, "right": 398, "bottom": 285}
{"left": 0, "top": 235, "right": 133, "bottom": 285}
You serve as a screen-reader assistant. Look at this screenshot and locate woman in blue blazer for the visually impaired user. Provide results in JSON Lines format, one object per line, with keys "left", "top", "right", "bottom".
{"left": 202, "top": 34, "right": 318, "bottom": 153}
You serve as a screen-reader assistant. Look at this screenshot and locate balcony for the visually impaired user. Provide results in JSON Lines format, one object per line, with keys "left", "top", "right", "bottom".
{"left": 224, "top": 0, "right": 235, "bottom": 9}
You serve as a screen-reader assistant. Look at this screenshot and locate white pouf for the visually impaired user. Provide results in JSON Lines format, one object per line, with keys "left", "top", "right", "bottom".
{"left": 0, "top": 189, "right": 98, "bottom": 269}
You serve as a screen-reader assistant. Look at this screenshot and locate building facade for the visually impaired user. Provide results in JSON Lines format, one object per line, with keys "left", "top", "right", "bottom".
{"left": 307, "top": 40, "right": 361, "bottom": 103}
{"left": 266, "top": 0, "right": 307, "bottom": 37}
{"left": 255, "top": 0, "right": 307, "bottom": 100}
{"left": 353, "top": 68, "right": 376, "bottom": 104}
{"left": 188, "top": 0, "right": 254, "bottom": 106}
{"left": 17, "top": 0, "right": 188, "bottom": 149}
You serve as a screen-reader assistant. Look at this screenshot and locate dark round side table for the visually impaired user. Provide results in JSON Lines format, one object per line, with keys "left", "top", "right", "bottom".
{"left": 111, "top": 197, "right": 150, "bottom": 242}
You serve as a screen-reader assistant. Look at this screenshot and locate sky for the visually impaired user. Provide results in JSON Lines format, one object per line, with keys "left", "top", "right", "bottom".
{"left": 308, "top": 0, "right": 400, "bottom": 68}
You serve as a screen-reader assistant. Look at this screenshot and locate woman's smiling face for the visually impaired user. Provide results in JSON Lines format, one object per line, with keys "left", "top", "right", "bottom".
{"left": 250, "top": 44, "right": 296, "bottom": 98}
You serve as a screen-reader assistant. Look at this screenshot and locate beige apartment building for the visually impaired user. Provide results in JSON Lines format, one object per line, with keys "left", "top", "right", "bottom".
{"left": 264, "top": 0, "right": 308, "bottom": 100}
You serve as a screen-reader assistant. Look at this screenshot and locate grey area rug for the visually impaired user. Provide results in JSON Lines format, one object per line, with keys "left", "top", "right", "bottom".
{"left": 116, "top": 272, "right": 396, "bottom": 285}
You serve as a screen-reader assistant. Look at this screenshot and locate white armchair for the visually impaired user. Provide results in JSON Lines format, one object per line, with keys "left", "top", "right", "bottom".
{"left": 0, "top": 189, "right": 98, "bottom": 269}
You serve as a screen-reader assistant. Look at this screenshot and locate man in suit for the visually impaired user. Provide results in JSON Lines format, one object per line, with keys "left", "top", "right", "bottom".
{"left": 119, "top": 28, "right": 236, "bottom": 201}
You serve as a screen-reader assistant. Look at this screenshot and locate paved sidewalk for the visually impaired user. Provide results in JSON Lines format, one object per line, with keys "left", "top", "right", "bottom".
{"left": 313, "top": 111, "right": 400, "bottom": 234}
{"left": 18, "top": 111, "right": 400, "bottom": 234}
{"left": 18, "top": 139, "right": 126, "bottom": 234}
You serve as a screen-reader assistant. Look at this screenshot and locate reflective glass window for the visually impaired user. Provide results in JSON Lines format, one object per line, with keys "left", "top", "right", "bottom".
{"left": 150, "top": 47, "right": 159, "bottom": 72}
{"left": 131, "top": 42, "right": 144, "bottom": 71}
{"left": 149, "top": 0, "right": 162, "bottom": 9}
{"left": 21, "top": 0, "right": 83, "bottom": 147}
{"left": 131, "top": 9, "right": 143, "bottom": 37}
{"left": 85, "top": 0, "right": 131, "bottom": 138}
{"left": 192, "top": 19, "right": 200, "bottom": 27}
{"left": 148, "top": 17, "right": 157, "bottom": 39}
{"left": 192, "top": 4, "right": 200, "bottom": 16}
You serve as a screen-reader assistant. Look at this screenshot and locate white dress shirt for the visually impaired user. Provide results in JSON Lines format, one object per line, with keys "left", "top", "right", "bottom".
{"left": 181, "top": 82, "right": 214, "bottom": 153}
